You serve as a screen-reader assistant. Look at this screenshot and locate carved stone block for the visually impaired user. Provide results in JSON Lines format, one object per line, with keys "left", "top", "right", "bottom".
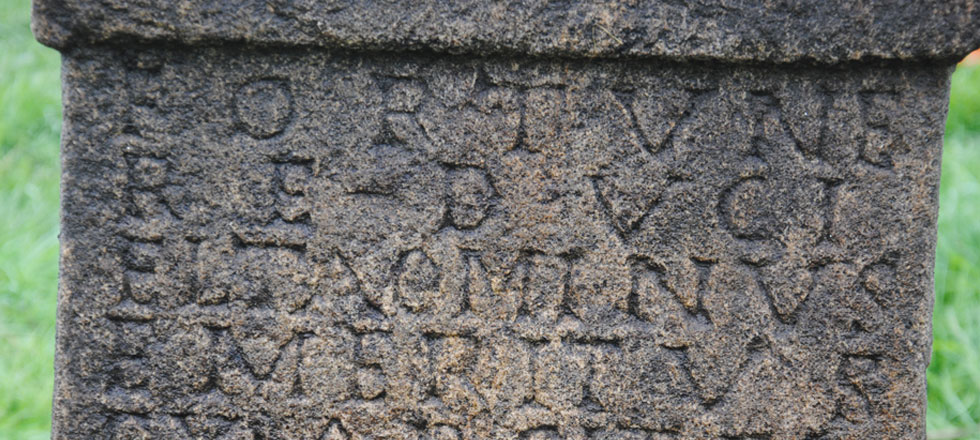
{"left": 34, "top": 1, "right": 980, "bottom": 439}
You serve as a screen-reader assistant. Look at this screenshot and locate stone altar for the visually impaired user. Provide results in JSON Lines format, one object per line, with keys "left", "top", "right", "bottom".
{"left": 33, "top": 1, "right": 980, "bottom": 439}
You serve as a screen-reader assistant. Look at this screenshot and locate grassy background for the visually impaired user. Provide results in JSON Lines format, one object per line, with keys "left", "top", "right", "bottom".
{"left": 929, "top": 66, "right": 980, "bottom": 440}
{"left": 0, "top": 0, "right": 977, "bottom": 438}
{"left": 1, "top": 1, "right": 61, "bottom": 439}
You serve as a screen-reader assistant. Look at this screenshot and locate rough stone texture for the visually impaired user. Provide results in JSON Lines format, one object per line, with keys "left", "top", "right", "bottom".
{"left": 31, "top": 0, "right": 980, "bottom": 64}
{"left": 35, "top": 1, "right": 980, "bottom": 439}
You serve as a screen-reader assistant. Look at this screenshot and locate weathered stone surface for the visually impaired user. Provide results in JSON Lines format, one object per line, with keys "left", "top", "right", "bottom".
{"left": 31, "top": 0, "right": 980, "bottom": 64}
{"left": 36, "top": 1, "right": 979, "bottom": 439}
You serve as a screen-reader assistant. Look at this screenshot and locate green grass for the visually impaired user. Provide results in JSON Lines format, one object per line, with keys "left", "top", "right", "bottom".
{"left": 948, "top": 65, "right": 980, "bottom": 136}
{"left": 928, "top": 68, "right": 980, "bottom": 438}
{"left": 0, "top": 0, "right": 61, "bottom": 439}
{"left": 0, "top": 0, "right": 978, "bottom": 438}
